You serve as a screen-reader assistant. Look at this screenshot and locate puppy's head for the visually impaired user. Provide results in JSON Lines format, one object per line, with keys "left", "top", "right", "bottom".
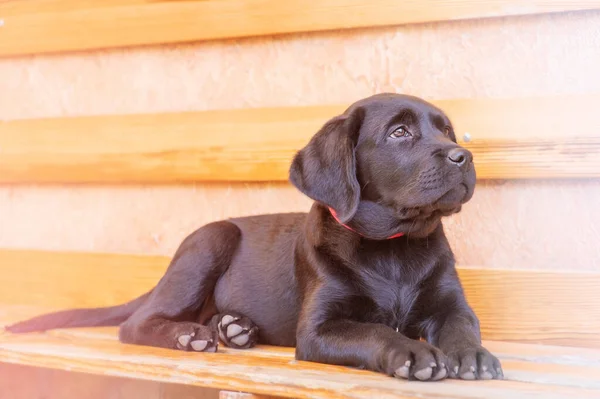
{"left": 290, "top": 93, "right": 475, "bottom": 238}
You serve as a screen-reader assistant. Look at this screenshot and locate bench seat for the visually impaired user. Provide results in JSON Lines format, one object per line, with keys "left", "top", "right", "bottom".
{"left": 1, "top": 306, "right": 600, "bottom": 399}
{"left": 1, "top": 250, "right": 599, "bottom": 398}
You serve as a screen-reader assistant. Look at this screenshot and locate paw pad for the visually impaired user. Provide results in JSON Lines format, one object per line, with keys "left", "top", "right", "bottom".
{"left": 414, "top": 367, "right": 433, "bottom": 381}
{"left": 190, "top": 340, "right": 208, "bottom": 351}
{"left": 176, "top": 329, "right": 217, "bottom": 352}
{"left": 394, "top": 361, "right": 411, "bottom": 379}
{"left": 217, "top": 313, "right": 258, "bottom": 349}
{"left": 432, "top": 363, "right": 447, "bottom": 381}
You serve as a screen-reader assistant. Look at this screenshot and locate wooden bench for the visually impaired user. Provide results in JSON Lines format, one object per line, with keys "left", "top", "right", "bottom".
{"left": 2, "top": 1, "right": 599, "bottom": 398}
{"left": 1, "top": 94, "right": 600, "bottom": 398}
{"left": 1, "top": 250, "right": 599, "bottom": 398}
{"left": 2, "top": 91, "right": 599, "bottom": 399}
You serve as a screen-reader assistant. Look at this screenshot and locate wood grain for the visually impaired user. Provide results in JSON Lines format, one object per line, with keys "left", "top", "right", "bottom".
{"left": 457, "top": 268, "right": 600, "bottom": 347}
{"left": 0, "top": 363, "right": 221, "bottom": 399}
{"left": 1, "top": 95, "right": 599, "bottom": 183}
{"left": 1, "top": 249, "right": 599, "bottom": 348}
{"left": 0, "top": 325, "right": 599, "bottom": 398}
{"left": 0, "top": 250, "right": 165, "bottom": 309}
{"left": 1, "top": 1, "right": 600, "bottom": 57}
{"left": 219, "top": 392, "right": 275, "bottom": 399}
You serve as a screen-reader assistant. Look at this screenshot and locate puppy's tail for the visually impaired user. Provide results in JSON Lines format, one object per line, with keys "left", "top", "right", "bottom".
{"left": 4, "top": 291, "right": 152, "bottom": 333}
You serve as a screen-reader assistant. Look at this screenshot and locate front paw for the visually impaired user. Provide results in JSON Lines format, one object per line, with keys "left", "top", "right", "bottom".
{"left": 446, "top": 345, "right": 503, "bottom": 380}
{"left": 388, "top": 340, "right": 448, "bottom": 382}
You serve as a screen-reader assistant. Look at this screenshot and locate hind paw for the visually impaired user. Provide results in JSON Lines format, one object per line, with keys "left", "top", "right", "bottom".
{"left": 174, "top": 323, "right": 218, "bottom": 352}
{"left": 217, "top": 312, "right": 259, "bottom": 349}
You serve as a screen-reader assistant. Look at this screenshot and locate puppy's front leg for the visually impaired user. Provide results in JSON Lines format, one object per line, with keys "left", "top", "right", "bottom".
{"left": 296, "top": 318, "right": 447, "bottom": 381}
{"left": 419, "top": 267, "right": 504, "bottom": 380}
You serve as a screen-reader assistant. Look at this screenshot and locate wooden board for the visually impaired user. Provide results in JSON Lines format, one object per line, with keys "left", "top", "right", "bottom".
{"left": 1, "top": 249, "right": 599, "bottom": 348}
{"left": 0, "top": 363, "right": 221, "bottom": 399}
{"left": 1, "top": 1, "right": 600, "bottom": 57}
{"left": 219, "top": 392, "right": 274, "bottom": 399}
{"left": 1, "top": 95, "right": 599, "bottom": 184}
{"left": 0, "top": 363, "right": 272, "bottom": 399}
{"left": 0, "top": 325, "right": 599, "bottom": 399}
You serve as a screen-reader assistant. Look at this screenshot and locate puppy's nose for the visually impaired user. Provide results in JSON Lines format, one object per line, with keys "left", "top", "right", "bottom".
{"left": 447, "top": 148, "right": 472, "bottom": 168}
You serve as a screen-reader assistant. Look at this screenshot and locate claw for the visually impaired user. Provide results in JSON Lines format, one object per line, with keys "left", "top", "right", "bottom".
{"left": 190, "top": 340, "right": 208, "bottom": 351}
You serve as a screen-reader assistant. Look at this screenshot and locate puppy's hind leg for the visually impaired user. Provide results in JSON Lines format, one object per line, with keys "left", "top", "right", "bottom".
{"left": 119, "top": 221, "right": 241, "bottom": 353}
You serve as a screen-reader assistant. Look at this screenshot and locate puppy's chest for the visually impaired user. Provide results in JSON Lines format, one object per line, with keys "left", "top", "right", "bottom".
{"left": 355, "top": 249, "right": 434, "bottom": 329}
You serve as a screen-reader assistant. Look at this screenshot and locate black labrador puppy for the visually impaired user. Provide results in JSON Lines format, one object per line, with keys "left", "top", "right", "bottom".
{"left": 8, "top": 93, "right": 503, "bottom": 381}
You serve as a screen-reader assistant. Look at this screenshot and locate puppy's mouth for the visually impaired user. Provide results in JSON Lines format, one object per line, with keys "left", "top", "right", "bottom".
{"left": 397, "top": 183, "right": 470, "bottom": 220}
{"left": 397, "top": 205, "right": 461, "bottom": 223}
{"left": 436, "top": 183, "right": 470, "bottom": 206}
{"left": 391, "top": 205, "right": 459, "bottom": 238}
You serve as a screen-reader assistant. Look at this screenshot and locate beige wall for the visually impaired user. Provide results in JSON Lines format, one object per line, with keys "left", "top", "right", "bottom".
{"left": 1, "top": 10, "right": 599, "bottom": 271}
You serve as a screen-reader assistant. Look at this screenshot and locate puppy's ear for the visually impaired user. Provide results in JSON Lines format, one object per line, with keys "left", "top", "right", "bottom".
{"left": 289, "top": 107, "right": 364, "bottom": 224}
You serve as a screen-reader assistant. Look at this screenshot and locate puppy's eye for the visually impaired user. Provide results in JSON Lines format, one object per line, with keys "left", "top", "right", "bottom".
{"left": 390, "top": 126, "right": 412, "bottom": 139}
{"left": 443, "top": 126, "right": 452, "bottom": 137}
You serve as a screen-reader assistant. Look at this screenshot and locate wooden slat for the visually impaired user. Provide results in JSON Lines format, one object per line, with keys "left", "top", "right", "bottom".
{"left": 0, "top": 250, "right": 164, "bottom": 309}
{"left": 457, "top": 268, "right": 600, "bottom": 348}
{"left": 1, "top": 1, "right": 600, "bottom": 57}
{"left": 1, "top": 95, "right": 599, "bottom": 183}
{"left": 0, "top": 325, "right": 599, "bottom": 399}
{"left": 1, "top": 249, "right": 599, "bottom": 348}
{"left": 0, "top": 363, "right": 222, "bottom": 399}
{"left": 219, "top": 392, "right": 276, "bottom": 399}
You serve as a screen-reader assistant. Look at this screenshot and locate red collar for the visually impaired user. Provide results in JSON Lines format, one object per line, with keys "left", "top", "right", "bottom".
{"left": 328, "top": 207, "right": 404, "bottom": 239}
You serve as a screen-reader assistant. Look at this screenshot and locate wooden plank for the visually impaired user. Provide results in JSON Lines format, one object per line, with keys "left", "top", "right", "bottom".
{"left": 0, "top": 106, "right": 327, "bottom": 184}
{"left": 457, "top": 268, "right": 600, "bottom": 348}
{"left": 0, "top": 326, "right": 599, "bottom": 399}
{"left": 0, "top": 250, "right": 165, "bottom": 309}
{"left": 1, "top": 1, "right": 600, "bottom": 57}
{"left": 0, "top": 363, "right": 164, "bottom": 399}
{"left": 1, "top": 95, "right": 599, "bottom": 183}
{"left": 440, "top": 96, "right": 600, "bottom": 179}
{"left": 1, "top": 249, "right": 599, "bottom": 348}
{"left": 0, "top": 363, "right": 222, "bottom": 399}
{"left": 219, "top": 391, "right": 277, "bottom": 399}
